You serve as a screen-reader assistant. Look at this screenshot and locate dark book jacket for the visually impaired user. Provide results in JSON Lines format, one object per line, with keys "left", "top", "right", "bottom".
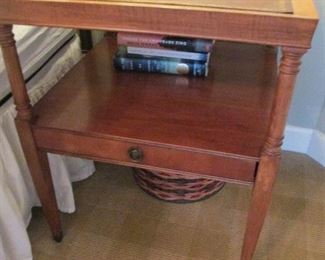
{"left": 117, "top": 32, "right": 214, "bottom": 53}
{"left": 113, "top": 55, "right": 208, "bottom": 77}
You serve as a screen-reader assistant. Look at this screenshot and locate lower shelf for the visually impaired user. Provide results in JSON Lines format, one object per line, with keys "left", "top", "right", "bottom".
{"left": 32, "top": 35, "right": 277, "bottom": 184}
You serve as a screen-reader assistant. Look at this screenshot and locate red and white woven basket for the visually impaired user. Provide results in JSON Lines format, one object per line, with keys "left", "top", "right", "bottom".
{"left": 133, "top": 168, "right": 225, "bottom": 203}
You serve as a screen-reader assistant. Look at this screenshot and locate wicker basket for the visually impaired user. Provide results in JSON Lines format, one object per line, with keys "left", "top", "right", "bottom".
{"left": 133, "top": 168, "right": 225, "bottom": 203}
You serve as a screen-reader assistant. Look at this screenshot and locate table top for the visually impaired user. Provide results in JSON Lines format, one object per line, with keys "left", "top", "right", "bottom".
{"left": 0, "top": 0, "right": 318, "bottom": 48}
{"left": 82, "top": 0, "right": 294, "bottom": 13}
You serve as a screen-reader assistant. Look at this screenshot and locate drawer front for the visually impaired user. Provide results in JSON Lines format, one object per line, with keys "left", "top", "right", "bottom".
{"left": 34, "top": 128, "right": 257, "bottom": 184}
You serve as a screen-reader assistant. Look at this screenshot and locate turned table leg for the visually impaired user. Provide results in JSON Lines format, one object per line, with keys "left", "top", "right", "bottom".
{"left": 0, "top": 24, "right": 62, "bottom": 242}
{"left": 240, "top": 47, "right": 307, "bottom": 260}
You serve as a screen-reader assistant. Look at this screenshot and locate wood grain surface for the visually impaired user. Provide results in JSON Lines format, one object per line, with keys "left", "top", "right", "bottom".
{"left": 76, "top": 0, "right": 293, "bottom": 13}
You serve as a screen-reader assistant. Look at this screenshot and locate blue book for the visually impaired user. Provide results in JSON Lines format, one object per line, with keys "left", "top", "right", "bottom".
{"left": 114, "top": 55, "right": 208, "bottom": 77}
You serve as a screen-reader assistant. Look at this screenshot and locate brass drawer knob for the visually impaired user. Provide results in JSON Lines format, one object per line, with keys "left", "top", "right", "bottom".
{"left": 128, "top": 147, "right": 144, "bottom": 162}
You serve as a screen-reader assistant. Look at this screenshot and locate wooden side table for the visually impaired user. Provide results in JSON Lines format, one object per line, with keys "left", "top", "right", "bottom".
{"left": 0, "top": 1, "right": 318, "bottom": 259}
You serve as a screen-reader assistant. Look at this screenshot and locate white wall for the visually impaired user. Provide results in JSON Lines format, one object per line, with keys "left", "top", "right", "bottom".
{"left": 287, "top": 0, "right": 325, "bottom": 130}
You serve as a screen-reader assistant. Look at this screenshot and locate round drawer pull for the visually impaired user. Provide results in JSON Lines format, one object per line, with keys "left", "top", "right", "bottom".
{"left": 128, "top": 147, "right": 144, "bottom": 162}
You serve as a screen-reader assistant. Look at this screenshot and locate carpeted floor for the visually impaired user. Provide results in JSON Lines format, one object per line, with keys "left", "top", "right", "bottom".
{"left": 28, "top": 151, "right": 325, "bottom": 260}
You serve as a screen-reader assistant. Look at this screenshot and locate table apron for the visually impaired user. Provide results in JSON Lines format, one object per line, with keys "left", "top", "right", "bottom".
{"left": 33, "top": 127, "right": 257, "bottom": 185}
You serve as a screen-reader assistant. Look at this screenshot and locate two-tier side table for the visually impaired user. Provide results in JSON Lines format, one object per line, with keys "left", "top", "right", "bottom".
{"left": 0, "top": 1, "right": 318, "bottom": 259}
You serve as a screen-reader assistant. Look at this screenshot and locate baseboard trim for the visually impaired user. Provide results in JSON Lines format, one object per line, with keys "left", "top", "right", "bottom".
{"left": 308, "top": 130, "right": 325, "bottom": 167}
{"left": 283, "top": 125, "right": 313, "bottom": 153}
{"left": 283, "top": 125, "right": 325, "bottom": 167}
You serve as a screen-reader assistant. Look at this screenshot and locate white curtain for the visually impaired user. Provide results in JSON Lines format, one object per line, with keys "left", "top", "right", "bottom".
{"left": 0, "top": 36, "right": 95, "bottom": 260}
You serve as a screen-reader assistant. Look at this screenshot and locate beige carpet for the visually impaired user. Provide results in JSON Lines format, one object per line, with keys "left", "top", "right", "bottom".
{"left": 28, "top": 151, "right": 325, "bottom": 260}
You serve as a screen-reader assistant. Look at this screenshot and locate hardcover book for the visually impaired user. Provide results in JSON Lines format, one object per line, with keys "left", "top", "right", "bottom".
{"left": 117, "top": 32, "right": 214, "bottom": 53}
{"left": 118, "top": 46, "right": 210, "bottom": 62}
{"left": 114, "top": 55, "right": 208, "bottom": 77}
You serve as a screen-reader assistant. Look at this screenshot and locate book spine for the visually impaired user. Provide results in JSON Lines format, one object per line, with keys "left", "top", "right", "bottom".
{"left": 125, "top": 46, "right": 209, "bottom": 62}
{"left": 117, "top": 32, "right": 214, "bottom": 53}
{"left": 114, "top": 56, "right": 208, "bottom": 77}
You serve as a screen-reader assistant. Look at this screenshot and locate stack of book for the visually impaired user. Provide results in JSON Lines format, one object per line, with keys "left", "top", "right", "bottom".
{"left": 113, "top": 33, "right": 214, "bottom": 77}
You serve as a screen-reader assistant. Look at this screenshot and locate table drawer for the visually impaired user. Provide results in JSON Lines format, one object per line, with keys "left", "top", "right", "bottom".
{"left": 34, "top": 128, "right": 257, "bottom": 184}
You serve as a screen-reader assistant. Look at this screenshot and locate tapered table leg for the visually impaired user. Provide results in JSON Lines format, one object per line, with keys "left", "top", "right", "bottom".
{"left": 0, "top": 24, "right": 62, "bottom": 242}
{"left": 241, "top": 148, "right": 280, "bottom": 260}
{"left": 241, "top": 47, "right": 307, "bottom": 260}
